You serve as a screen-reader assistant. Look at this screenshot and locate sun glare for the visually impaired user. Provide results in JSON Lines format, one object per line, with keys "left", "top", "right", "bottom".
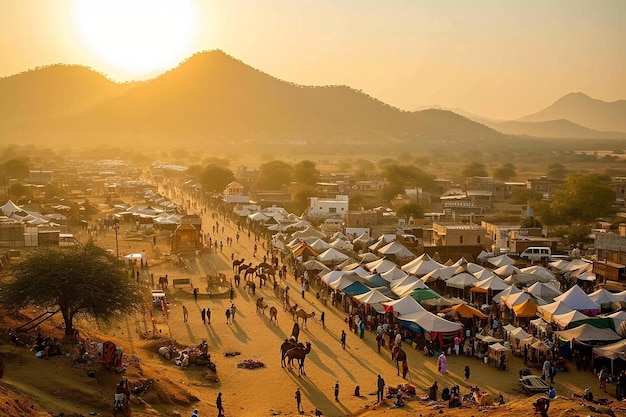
{"left": 73, "top": 0, "right": 197, "bottom": 77}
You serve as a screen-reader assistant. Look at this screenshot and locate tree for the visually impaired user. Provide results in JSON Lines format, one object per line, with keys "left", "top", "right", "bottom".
{"left": 508, "top": 188, "right": 543, "bottom": 205}
{"left": 397, "top": 203, "right": 424, "bottom": 220}
{"left": 293, "top": 185, "right": 317, "bottom": 212}
{"left": 199, "top": 165, "right": 235, "bottom": 193}
{"left": 0, "top": 158, "right": 30, "bottom": 180}
{"left": 461, "top": 162, "right": 488, "bottom": 178}
{"left": 8, "top": 183, "right": 31, "bottom": 200}
{"left": 547, "top": 163, "right": 566, "bottom": 179}
{"left": 549, "top": 174, "right": 616, "bottom": 223}
{"left": 255, "top": 160, "right": 293, "bottom": 190}
{"left": 0, "top": 242, "right": 142, "bottom": 336}
{"left": 294, "top": 160, "right": 320, "bottom": 186}
{"left": 493, "top": 163, "right": 516, "bottom": 181}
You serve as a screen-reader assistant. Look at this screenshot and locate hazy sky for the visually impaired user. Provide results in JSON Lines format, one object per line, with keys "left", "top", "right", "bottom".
{"left": 1, "top": 0, "right": 624, "bottom": 120}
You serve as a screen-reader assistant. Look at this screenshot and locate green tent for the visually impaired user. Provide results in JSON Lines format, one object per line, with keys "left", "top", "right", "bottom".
{"left": 409, "top": 288, "right": 442, "bottom": 302}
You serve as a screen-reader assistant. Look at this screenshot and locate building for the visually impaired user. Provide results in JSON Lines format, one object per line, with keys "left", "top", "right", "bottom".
{"left": 308, "top": 195, "right": 349, "bottom": 219}
{"left": 526, "top": 176, "right": 564, "bottom": 197}
{"left": 28, "top": 170, "right": 54, "bottom": 185}
{"left": 223, "top": 181, "right": 249, "bottom": 204}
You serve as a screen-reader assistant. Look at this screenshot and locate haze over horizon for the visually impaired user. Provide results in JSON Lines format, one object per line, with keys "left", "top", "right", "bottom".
{"left": 1, "top": 0, "right": 624, "bottom": 121}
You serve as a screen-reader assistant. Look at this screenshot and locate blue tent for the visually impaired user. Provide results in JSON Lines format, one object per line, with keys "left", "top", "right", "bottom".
{"left": 343, "top": 281, "right": 370, "bottom": 296}
{"left": 362, "top": 274, "right": 390, "bottom": 288}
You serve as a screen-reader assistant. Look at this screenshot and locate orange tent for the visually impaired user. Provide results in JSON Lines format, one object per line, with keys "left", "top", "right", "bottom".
{"left": 442, "top": 303, "right": 488, "bottom": 319}
{"left": 292, "top": 242, "right": 319, "bottom": 258}
{"left": 513, "top": 299, "right": 537, "bottom": 318}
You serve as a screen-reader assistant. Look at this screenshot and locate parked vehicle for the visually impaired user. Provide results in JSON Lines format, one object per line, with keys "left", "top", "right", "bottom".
{"left": 520, "top": 247, "right": 551, "bottom": 262}
{"left": 151, "top": 290, "right": 168, "bottom": 307}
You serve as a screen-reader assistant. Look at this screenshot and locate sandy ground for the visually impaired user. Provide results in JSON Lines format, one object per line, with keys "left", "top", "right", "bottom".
{"left": 0, "top": 189, "right": 624, "bottom": 417}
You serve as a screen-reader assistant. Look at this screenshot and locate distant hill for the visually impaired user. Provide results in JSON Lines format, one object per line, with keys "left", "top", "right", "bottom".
{"left": 518, "top": 92, "right": 626, "bottom": 133}
{"left": 486, "top": 119, "right": 626, "bottom": 139}
{"left": 0, "top": 64, "right": 134, "bottom": 127}
{"left": 1, "top": 50, "right": 503, "bottom": 147}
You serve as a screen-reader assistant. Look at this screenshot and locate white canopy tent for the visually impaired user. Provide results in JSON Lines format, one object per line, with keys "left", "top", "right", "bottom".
{"left": 488, "top": 254, "right": 516, "bottom": 267}
{"left": 354, "top": 289, "right": 393, "bottom": 305}
{"left": 382, "top": 295, "right": 426, "bottom": 315}
{"left": 589, "top": 288, "right": 622, "bottom": 307}
{"left": 380, "top": 266, "right": 408, "bottom": 282}
{"left": 317, "top": 248, "right": 350, "bottom": 264}
{"left": 366, "top": 258, "right": 399, "bottom": 274}
{"left": 537, "top": 300, "right": 574, "bottom": 322}
{"left": 397, "top": 311, "right": 462, "bottom": 333}
{"left": 402, "top": 255, "right": 444, "bottom": 276}
{"left": 554, "top": 285, "right": 600, "bottom": 314}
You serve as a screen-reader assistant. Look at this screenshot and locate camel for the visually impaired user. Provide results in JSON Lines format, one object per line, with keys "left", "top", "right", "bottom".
{"left": 238, "top": 263, "right": 251, "bottom": 275}
{"left": 392, "top": 345, "right": 407, "bottom": 376}
{"left": 284, "top": 342, "right": 312, "bottom": 376}
{"left": 232, "top": 258, "right": 245, "bottom": 272}
{"left": 256, "top": 296, "right": 268, "bottom": 314}
{"left": 244, "top": 266, "right": 258, "bottom": 280}
{"left": 280, "top": 338, "right": 300, "bottom": 367}
{"left": 295, "top": 309, "right": 316, "bottom": 328}
{"left": 269, "top": 306, "right": 278, "bottom": 325}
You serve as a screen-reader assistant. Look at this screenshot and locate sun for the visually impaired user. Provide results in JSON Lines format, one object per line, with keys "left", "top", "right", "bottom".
{"left": 73, "top": 0, "right": 197, "bottom": 77}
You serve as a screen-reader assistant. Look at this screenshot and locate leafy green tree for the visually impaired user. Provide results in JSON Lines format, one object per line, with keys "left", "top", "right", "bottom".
{"left": 381, "top": 164, "right": 437, "bottom": 192}
{"left": 0, "top": 242, "right": 142, "bottom": 336}
{"left": 461, "top": 162, "right": 488, "bottom": 178}
{"left": 199, "top": 165, "right": 235, "bottom": 193}
{"left": 549, "top": 174, "right": 616, "bottom": 223}
{"left": 294, "top": 160, "right": 320, "bottom": 186}
{"left": 397, "top": 203, "right": 424, "bottom": 219}
{"left": 255, "top": 160, "right": 293, "bottom": 190}
{"left": 533, "top": 201, "right": 562, "bottom": 228}
{"left": 493, "top": 163, "right": 516, "bottom": 181}
{"left": 508, "top": 188, "right": 543, "bottom": 204}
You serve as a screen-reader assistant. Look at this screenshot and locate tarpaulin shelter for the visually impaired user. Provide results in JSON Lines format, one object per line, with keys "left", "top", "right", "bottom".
{"left": 504, "top": 292, "right": 532, "bottom": 309}
{"left": 488, "top": 254, "right": 516, "bottom": 267}
{"left": 537, "top": 300, "right": 574, "bottom": 322}
{"left": 521, "top": 265, "right": 557, "bottom": 281}
{"left": 513, "top": 299, "right": 538, "bottom": 318}
{"left": 493, "top": 285, "right": 522, "bottom": 303}
{"left": 361, "top": 273, "right": 390, "bottom": 288}
{"left": 442, "top": 303, "right": 488, "bottom": 319}
{"left": 377, "top": 241, "right": 414, "bottom": 259}
{"left": 397, "top": 311, "right": 462, "bottom": 333}
{"left": 409, "top": 288, "right": 442, "bottom": 302}
{"left": 592, "top": 339, "right": 626, "bottom": 373}
{"left": 383, "top": 295, "right": 426, "bottom": 315}
{"left": 493, "top": 264, "right": 522, "bottom": 277}
{"left": 554, "top": 285, "right": 600, "bottom": 316}
{"left": 292, "top": 242, "right": 319, "bottom": 258}
{"left": 380, "top": 266, "right": 408, "bottom": 282}
{"left": 402, "top": 254, "right": 444, "bottom": 276}
{"left": 552, "top": 310, "right": 589, "bottom": 328}
{"left": 342, "top": 281, "right": 371, "bottom": 296}
{"left": 390, "top": 275, "right": 428, "bottom": 297}
{"left": 328, "top": 274, "right": 359, "bottom": 290}
{"left": 317, "top": 248, "right": 350, "bottom": 264}
{"left": 589, "top": 288, "right": 622, "bottom": 308}
{"left": 366, "top": 258, "right": 399, "bottom": 274}
{"left": 354, "top": 289, "right": 392, "bottom": 305}
{"left": 526, "top": 282, "right": 562, "bottom": 301}
{"left": 555, "top": 323, "right": 621, "bottom": 344}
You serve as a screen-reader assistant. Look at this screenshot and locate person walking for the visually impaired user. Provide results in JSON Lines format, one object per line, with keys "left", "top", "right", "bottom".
{"left": 464, "top": 364, "right": 470, "bottom": 381}
{"left": 182, "top": 305, "right": 189, "bottom": 323}
{"left": 376, "top": 374, "right": 386, "bottom": 403}
{"left": 340, "top": 330, "right": 347, "bottom": 350}
{"left": 225, "top": 308, "right": 231, "bottom": 325}
{"left": 334, "top": 381, "right": 340, "bottom": 402}
{"left": 230, "top": 303, "right": 237, "bottom": 322}
{"left": 216, "top": 392, "right": 224, "bottom": 417}
{"left": 201, "top": 308, "right": 206, "bottom": 325}
{"left": 206, "top": 307, "right": 211, "bottom": 325}
{"left": 295, "top": 387, "right": 302, "bottom": 413}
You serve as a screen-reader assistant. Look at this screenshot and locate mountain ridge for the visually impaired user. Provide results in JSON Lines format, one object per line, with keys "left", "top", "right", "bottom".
{"left": 518, "top": 92, "right": 626, "bottom": 132}
{"left": 1, "top": 50, "right": 503, "bottom": 147}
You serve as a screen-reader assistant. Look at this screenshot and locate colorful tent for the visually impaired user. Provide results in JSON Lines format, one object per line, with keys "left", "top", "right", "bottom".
{"left": 513, "top": 299, "right": 538, "bottom": 318}
{"left": 409, "top": 288, "right": 442, "bottom": 302}
{"left": 443, "top": 303, "right": 488, "bottom": 319}
{"left": 342, "top": 281, "right": 371, "bottom": 296}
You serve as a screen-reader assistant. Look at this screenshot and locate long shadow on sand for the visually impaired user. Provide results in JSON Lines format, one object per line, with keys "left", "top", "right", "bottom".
{"left": 204, "top": 324, "right": 222, "bottom": 348}
{"left": 284, "top": 370, "right": 350, "bottom": 416}
{"left": 229, "top": 320, "right": 250, "bottom": 343}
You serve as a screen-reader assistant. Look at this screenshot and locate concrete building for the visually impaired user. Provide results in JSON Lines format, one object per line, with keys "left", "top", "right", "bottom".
{"left": 308, "top": 195, "right": 349, "bottom": 219}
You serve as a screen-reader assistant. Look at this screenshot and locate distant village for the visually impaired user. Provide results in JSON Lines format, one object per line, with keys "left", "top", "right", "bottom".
{"left": 2, "top": 156, "right": 626, "bottom": 291}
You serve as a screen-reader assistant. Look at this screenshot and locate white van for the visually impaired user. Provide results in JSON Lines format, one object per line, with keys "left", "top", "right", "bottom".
{"left": 520, "top": 247, "right": 551, "bottom": 262}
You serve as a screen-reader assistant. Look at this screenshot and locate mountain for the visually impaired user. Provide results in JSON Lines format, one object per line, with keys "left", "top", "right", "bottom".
{"left": 1, "top": 50, "right": 503, "bottom": 147}
{"left": 518, "top": 92, "right": 626, "bottom": 133}
{"left": 486, "top": 119, "right": 626, "bottom": 139}
{"left": 0, "top": 64, "right": 134, "bottom": 126}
